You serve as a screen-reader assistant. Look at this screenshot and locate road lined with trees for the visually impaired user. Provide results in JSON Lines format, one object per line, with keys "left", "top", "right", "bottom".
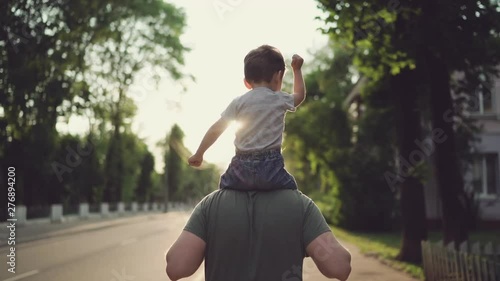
{"left": 0, "top": 0, "right": 219, "bottom": 219}
{"left": 1, "top": 0, "right": 499, "bottom": 272}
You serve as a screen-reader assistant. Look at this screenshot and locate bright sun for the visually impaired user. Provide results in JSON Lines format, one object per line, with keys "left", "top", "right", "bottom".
{"left": 231, "top": 121, "right": 242, "bottom": 132}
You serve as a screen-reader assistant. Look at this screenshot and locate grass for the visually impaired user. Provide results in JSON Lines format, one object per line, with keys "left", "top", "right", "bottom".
{"left": 331, "top": 226, "right": 500, "bottom": 281}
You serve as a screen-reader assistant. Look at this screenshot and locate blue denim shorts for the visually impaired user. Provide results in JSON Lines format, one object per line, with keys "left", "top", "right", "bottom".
{"left": 219, "top": 149, "right": 298, "bottom": 191}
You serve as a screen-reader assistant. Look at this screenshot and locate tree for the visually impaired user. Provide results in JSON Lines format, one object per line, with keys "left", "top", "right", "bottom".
{"left": 103, "top": 98, "right": 138, "bottom": 203}
{"left": 135, "top": 151, "right": 155, "bottom": 203}
{"left": 417, "top": 0, "right": 500, "bottom": 244}
{"left": 285, "top": 42, "right": 397, "bottom": 231}
{"left": 316, "top": 0, "right": 500, "bottom": 260}
{"left": 163, "top": 124, "right": 185, "bottom": 201}
{"left": 390, "top": 68, "right": 428, "bottom": 262}
{"left": 82, "top": 0, "right": 188, "bottom": 203}
{"left": 160, "top": 123, "right": 220, "bottom": 204}
{"left": 181, "top": 163, "right": 220, "bottom": 202}
{"left": 50, "top": 132, "right": 105, "bottom": 207}
{"left": 0, "top": 0, "right": 189, "bottom": 207}
{"left": 79, "top": 133, "right": 106, "bottom": 204}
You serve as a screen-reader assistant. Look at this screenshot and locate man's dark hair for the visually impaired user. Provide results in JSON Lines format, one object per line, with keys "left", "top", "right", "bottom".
{"left": 244, "top": 45, "right": 285, "bottom": 83}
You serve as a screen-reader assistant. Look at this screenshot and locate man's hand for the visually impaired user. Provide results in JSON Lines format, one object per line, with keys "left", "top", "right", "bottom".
{"left": 188, "top": 153, "right": 203, "bottom": 167}
{"left": 291, "top": 54, "right": 304, "bottom": 71}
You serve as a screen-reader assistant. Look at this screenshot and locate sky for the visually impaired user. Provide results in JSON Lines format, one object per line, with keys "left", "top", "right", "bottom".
{"left": 63, "top": 0, "right": 329, "bottom": 172}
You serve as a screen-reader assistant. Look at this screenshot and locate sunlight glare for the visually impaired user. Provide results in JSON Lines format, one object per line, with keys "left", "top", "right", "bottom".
{"left": 231, "top": 120, "right": 243, "bottom": 132}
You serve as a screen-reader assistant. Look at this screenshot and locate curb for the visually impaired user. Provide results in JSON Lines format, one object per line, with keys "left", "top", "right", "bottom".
{"left": 0, "top": 211, "right": 169, "bottom": 248}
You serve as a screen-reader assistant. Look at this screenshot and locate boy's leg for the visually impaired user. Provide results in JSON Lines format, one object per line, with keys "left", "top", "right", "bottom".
{"left": 219, "top": 156, "right": 257, "bottom": 190}
{"left": 220, "top": 150, "right": 298, "bottom": 191}
{"left": 256, "top": 152, "right": 298, "bottom": 190}
{"left": 282, "top": 169, "right": 298, "bottom": 190}
{"left": 248, "top": 150, "right": 297, "bottom": 190}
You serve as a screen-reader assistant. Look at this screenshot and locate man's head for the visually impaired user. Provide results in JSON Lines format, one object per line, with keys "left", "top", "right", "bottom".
{"left": 244, "top": 45, "right": 285, "bottom": 90}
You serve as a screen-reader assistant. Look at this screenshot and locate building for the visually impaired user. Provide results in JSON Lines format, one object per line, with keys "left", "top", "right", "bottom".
{"left": 344, "top": 75, "right": 500, "bottom": 225}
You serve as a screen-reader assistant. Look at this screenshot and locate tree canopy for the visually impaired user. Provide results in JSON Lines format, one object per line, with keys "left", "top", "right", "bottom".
{"left": 0, "top": 0, "right": 198, "bottom": 212}
{"left": 310, "top": 0, "right": 500, "bottom": 262}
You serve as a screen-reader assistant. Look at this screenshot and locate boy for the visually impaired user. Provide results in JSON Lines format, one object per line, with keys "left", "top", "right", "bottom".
{"left": 188, "top": 45, "right": 306, "bottom": 190}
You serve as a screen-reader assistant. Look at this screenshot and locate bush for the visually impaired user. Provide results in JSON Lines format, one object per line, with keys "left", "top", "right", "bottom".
{"left": 331, "top": 148, "right": 397, "bottom": 231}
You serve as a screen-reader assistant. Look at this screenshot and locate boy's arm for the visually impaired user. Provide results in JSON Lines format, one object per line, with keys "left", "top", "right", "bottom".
{"left": 291, "top": 54, "right": 306, "bottom": 107}
{"left": 188, "top": 117, "right": 230, "bottom": 167}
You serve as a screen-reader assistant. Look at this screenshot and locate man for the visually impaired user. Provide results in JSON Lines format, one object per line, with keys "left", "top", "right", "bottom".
{"left": 166, "top": 189, "right": 352, "bottom": 281}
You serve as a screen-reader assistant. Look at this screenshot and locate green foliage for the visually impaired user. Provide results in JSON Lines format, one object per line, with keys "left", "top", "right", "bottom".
{"left": 332, "top": 226, "right": 500, "bottom": 280}
{"left": 0, "top": 0, "right": 189, "bottom": 207}
{"left": 161, "top": 124, "right": 220, "bottom": 203}
{"left": 32, "top": 128, "right": 157, "bottom": 206}
{"left": 135, "top": 152, "right": 155, "bottom": 203}
{"left": 181, "top": 165, "right": 220, "bottom": 201}
{"left": 120, "top": 132, "right": 149, "bottom": 202}
{"left": 316, "top": 0, "right": 500, "bottom": 248}
{"left": 149, "top": 171, "right": 164, "bottom": 203}
{"left": 285, "top": 43, "right": 397, "bottom": 231}
{"left": 51, "top": 133, "right": 105, "bottom": 206}
{"left": 164, "top": 124, "right": 185, "bottom": 201}
{"left": 332, "top": 226, "right": 425, "bottom": 280}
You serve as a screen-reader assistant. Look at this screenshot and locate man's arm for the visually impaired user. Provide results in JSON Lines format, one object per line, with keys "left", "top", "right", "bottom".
{"left": 188, "top": 117, "right": 230, "bottom": 167}
{"left": 306, "top": 231, "right": 352, "bottom": 281}
{"left": 291, "top": 54, "right": 306, "bottom": 107}
{"left": 166, "top": 231, "right": 206, "bottom": 281}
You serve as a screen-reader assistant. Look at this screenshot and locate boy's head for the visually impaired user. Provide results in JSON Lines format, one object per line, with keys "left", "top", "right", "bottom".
{"left": 244, "top": 45, "right": 285, "bottom": 87}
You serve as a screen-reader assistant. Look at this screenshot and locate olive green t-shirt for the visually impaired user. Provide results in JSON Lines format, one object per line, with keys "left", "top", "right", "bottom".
{"left": 184, "top": 189, "right": 331, "bottom": 281}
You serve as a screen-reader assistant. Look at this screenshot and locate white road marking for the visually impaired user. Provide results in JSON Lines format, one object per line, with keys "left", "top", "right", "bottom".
{"left": 3, "top": 270, "right": 39, "bottom": 281}
{"left": 120, "top": 238, "right": 138, "bottom": 246}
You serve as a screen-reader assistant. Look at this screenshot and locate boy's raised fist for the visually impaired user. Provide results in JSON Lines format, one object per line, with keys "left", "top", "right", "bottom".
{"left": 291, "top": 54, "right": 304, "bottom": 70}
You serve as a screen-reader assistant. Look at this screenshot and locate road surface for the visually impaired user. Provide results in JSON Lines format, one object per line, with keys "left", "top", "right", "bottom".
{"left": 0, "top": 212, "right": 330, "bottom": 281}
{"left": 1, "top": 211, "right": 418, "bottom": 281}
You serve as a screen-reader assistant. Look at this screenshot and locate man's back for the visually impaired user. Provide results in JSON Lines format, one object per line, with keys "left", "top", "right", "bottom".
{"left": 183, "top": 189, "right": 331, "bottom": 281}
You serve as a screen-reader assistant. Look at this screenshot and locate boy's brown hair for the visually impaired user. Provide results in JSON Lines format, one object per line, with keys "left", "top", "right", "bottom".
{"left": 244, "top": 45, "right": 285, "bottom": 83}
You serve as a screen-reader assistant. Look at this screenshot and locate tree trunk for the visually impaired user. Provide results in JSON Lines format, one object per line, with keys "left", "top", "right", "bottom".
{"left": 163, "top": 171, "right": 169, "bottom": 213}
{"left": 420, "top": 0, "right": 469, "bottom": 245}
{"left": 392, "top": 69, "right": 428, "bottom": 263}
{"left": 424, "top": 51, "right": 469, "bottom": 244}
{"left": 104, "top": 92, "right": 124, "bottom": 203}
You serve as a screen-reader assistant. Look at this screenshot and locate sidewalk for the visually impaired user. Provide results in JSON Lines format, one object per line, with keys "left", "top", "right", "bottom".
{"left": 0, "top": 211, "right": 172, "bottom": 247}
{"left": 344, "top": 240, "right": 419, "bottom": 281}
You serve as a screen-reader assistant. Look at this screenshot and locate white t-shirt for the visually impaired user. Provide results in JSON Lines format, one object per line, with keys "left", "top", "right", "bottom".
{"left": 221, "top": 87, "right": 296, "bottom": 152}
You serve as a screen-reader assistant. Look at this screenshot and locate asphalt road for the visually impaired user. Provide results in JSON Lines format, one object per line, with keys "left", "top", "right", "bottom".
{"left": 0, "top": 212, "right": 328, "bottom": 281}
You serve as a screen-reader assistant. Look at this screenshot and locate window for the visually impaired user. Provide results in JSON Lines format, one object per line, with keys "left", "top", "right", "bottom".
{"left": 472, "top": 153, "right": 499, "bottom": 197}
{"left": 469, "top": 90, "right": 493, "bottom": 114}
{"left": 469, "top": 73, "right": 494, "bottom": 115}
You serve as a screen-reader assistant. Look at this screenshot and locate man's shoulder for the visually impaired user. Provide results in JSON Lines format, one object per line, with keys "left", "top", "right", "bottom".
{"left": 197, "top": 189, "right": 314, "bottom": 210}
